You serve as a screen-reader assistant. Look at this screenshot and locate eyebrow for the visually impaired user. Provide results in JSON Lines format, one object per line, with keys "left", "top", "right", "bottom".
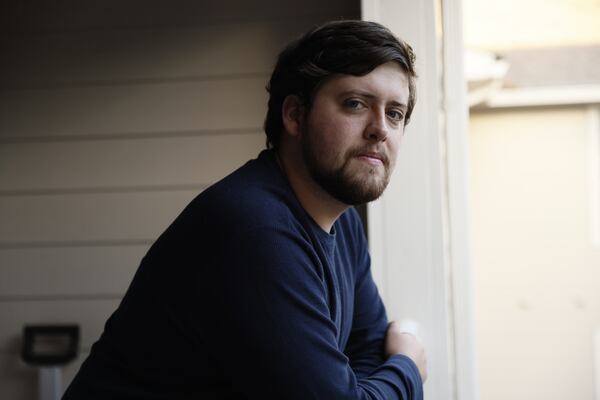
{"left": 340, "top": 90, "right": 408, "bottom": 109}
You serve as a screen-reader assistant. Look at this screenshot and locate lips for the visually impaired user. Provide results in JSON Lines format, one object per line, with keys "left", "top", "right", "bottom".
{"left": 360, "top": 152, "right": 384, "bottom": 161}
{"left": 355, "top": 150, "right": 388, "bottom": 166}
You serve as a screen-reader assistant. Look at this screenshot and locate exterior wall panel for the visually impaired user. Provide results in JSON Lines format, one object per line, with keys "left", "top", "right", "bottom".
{"left": 0, "top": 1, "right": 360, "bottom": 397}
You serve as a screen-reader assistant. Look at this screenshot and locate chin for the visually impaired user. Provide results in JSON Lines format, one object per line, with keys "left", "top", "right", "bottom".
{"left": 332, "top": 178, "right": 389, "bottom": 206}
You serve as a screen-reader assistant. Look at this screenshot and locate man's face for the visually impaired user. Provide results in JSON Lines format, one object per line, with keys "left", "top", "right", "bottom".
{"left": 300, "top": 61, "right": 410, "bottom": 205}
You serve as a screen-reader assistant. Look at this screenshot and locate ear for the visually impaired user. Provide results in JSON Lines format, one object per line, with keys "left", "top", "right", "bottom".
{"left": 281, "top": 95, "right": 304, "bottom": 138}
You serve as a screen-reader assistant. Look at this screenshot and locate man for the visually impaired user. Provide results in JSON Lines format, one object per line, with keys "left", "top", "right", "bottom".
{"left": 63, "top": 20, "right": 426, "bottom": 399}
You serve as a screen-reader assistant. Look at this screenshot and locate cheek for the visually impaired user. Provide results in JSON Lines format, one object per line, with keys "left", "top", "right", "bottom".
{"left": 310, "top": 119, "right": 352, "bottom": 152}
{"left": 387, "top": 137, "right": 401, "bottom": 164}
{"left": 326, "top": 119, "right": 360, "bottom": 148}
{"left": 306, "top": 110, "right": 366, "bottom": 160}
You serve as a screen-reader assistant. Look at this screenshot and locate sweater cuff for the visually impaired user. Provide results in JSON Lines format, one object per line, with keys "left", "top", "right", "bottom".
{"left": 388, "top": 354, "right": 423, "bottom": 385}
{"left": 380, "top": 354, "right": 424, "bottom": 399}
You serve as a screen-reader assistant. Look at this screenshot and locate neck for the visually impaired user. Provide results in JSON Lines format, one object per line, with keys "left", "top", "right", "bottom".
{"left": 275, "top": 147, "right": 348, "bottom": 233}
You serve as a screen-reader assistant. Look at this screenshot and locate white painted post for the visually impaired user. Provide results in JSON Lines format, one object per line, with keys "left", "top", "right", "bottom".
{"left": 440, "top": 1, "right": 480, "bottom": 399}
{"left": 587, "top": 107, "right": 600, "bottom": 248}
{"left": 595, "top": 327, "right": 600, "bottom": 400}
{"left": 362, "top": 1, "right": 479, "bottom": 399}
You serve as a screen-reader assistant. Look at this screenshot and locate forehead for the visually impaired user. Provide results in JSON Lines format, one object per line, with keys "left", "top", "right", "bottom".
{"left": 317, "top": 62, "right": 410, "bottom": 105}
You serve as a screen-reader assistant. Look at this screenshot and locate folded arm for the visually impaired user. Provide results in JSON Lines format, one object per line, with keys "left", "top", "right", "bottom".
{"left": 190, "top": 225, "right": 423, "bottom": 400}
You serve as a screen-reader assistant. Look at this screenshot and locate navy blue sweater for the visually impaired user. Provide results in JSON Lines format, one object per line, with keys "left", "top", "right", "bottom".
{"left": 63, "top": 150, "right": 423, "bottom": 399}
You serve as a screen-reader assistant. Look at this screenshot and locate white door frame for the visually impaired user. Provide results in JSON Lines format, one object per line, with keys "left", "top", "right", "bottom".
{"left": 362, "top": 1, "right": 479, "bottom": 399}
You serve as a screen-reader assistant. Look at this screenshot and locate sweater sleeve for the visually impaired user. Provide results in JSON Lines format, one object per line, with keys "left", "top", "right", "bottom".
{"left": 192, "top": 225, "right": 423, "bottom": 400}
{"left": 344, "top": 248, "right": 389, "bottom": 379}
{"left": 343, "top": 209, "right": 394, "bottom": 379}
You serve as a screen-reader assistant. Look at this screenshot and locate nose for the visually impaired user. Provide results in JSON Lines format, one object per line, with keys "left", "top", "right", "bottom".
{"left": 364, "top": 109, "right": 389, "bottom": 142}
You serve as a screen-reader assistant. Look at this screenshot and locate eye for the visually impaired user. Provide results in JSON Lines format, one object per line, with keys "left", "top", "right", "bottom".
{"left": 386, "top": 109, "right": 405, "bottom": 122}
{"left": 344, "top": 99, "right": 365, "bottom": 110}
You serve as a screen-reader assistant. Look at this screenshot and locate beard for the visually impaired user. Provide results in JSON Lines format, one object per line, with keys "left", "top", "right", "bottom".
{"left": 301, "top": 130, "right": 392, "bottom": 206}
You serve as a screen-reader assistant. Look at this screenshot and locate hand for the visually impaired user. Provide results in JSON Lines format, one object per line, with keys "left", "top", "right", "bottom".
{"left": 384, "top": 321, "right": 428, "bottom": 382}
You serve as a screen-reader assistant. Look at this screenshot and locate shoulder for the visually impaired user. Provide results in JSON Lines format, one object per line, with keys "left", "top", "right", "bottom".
{"left": 177, "top": 149, "right": 305, "bottom": 237}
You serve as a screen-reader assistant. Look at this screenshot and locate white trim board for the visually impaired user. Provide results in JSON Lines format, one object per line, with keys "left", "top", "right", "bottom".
{"left": 595, "top": 327, "right": 600, "bottom": 400}
{"left": 588, "top": 107, "right": 600, "bottom": 248}
{"left": 440, "top": 0, "right": 480, "bottom": 399}
{"left": 363, "top": 1, "right": 478, "bottom": 399}
{"left": 482, "top": 84, "right": 600, "bottom": 109}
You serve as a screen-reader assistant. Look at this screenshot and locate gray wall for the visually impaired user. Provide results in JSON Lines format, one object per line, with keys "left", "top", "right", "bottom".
{"left": 0, "top": 1, "right": 359, "bottom": 397}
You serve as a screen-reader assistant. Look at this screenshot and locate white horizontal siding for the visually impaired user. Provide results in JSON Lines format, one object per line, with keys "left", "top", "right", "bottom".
{"left": 0, "top": 352, "right": 39, "bottom": 400}
{"left": 0, "top": 245, "right": 147, "bottom": 298}
{"left": 0, "top": 351, "right": 88, "bottom": 400}
{"left": 0, "top": 190, "right": 200, "bottom": 244}
{"left": 0, "top": 133, "right": 264, "bottom": 192}
{"left": 1, "top": 0, "right": 355, "bottom": 33}
{"left": 0, "top": 299, "right": 119, "bottom": 352}
{"left": 0, "top": 1, "right": 360, "bottom": 398}
{"left": 1, "top": 22, "right": 303, "bottom": 88}
{"left": 0, "top": 79, "right": 268, "bottom": 140}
